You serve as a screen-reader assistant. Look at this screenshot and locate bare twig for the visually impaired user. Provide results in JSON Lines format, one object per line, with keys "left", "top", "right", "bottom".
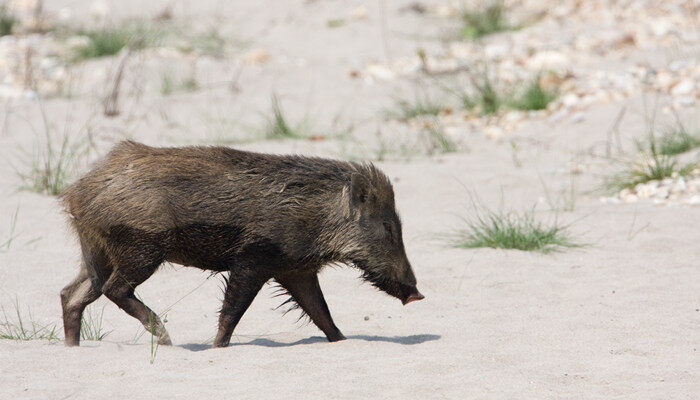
{"left": 103, "top": 47, "right": 134, "bottom": 117}
{"left": 2, "top": 100, "right": 11, "bottom": 136}
{"left": 605, "top": 106, "right": 626, "bottom": 158}
{"left": 627, "top": 206, "right": 650, "bottom": 240}
{"left": 23, "top": 47, "right": 35, "bottom": 90}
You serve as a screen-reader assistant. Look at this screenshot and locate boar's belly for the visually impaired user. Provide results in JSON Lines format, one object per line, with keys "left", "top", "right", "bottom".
{"left": 163, "top": 223, "right": 289, "bottom": 272}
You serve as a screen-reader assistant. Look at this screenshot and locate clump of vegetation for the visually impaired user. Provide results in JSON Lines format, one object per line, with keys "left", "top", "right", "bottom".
{"left": 21, "top": 133, "right": 82, "bottom": 195}
{"left": 160, "top": 71, "right": 199, "bottom": 96}
{"left": 606, "top": 128, "right": 697, "bottom": 192}
{"left": 264, "top": 95, "right": 307, "bottom": 139}
{"left": 387, "top": 91, "right": 448, "bottom": 120}
{"left": 0, "top": 300, "right": 60, "bottom": 341}
{"left": 443, "top": 72, "right": 559, "bottom": 115}
{"left": 188, "top": 27, "right": 226, "bottom": 58}
{"left": 510, "top": 78, "right": 557, "bottom": 111}
{"left": 422, "top": 121, "right": 457, "bottom": 154}
{"left": 166, "top": 24, "right": 227, "bottom": 58}
{"left": 343, "top": 120, "right": 460, "bottom": 162}
{"left": 72, "top": 24, "right": 156, "bottom": 61}
{"left": 74, "top": 29, "right": 132, "bottom": 60}
{"left": 655, "top": 124, "right": 700, "bottom": 156}
{"left": 0, "top": 5, "right": 18, "bottom": 37}
{"left": 0, "top": 207, "right": 19, "bottom": 252}
{"left": 605, "top": 152, "right": 696, "bottom": 192}
{"left": 451, "top": 206, "right": 579, "bottom": 253}
{"left": 80, "top": 305, "right": 110, "bottom": 341}
{"left": 17, "top": 106, "right": 84, "bottom": 196}
{"left": 460, "top": 1, "right": 513, "bottom": 39}
{"left": 460, "top": 74, "right": 503, "bottom": 115}
{"left": 351, "top": 129, "right": 410, "bottom": 162}
{"left": 327, "top": 18, "right": 346, "bottom": 28}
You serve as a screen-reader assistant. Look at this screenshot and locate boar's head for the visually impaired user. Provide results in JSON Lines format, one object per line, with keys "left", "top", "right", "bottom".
{"left": 338, "top": 168, "right": 424, "bottom": 305}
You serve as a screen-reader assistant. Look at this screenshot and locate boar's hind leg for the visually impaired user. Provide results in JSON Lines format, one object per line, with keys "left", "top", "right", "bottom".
{"left": 213, "top": 271, "right": 269, "bottom": 348}
{"left": 275, "top": 273, "right": 346, "bottom": 342}
{"left": 61, "top": 269, "right": 103, "bottom": 346}
{"left": 61, "top": 237, "right": 109, "bottom": 347}
{"left": 101, "top": 258, "right": 172, "bottom": 346}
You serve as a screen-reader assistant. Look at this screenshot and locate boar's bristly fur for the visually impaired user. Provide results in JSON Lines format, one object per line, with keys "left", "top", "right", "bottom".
{"left": 59, "top": 141, "right": 423, "bottom": 348}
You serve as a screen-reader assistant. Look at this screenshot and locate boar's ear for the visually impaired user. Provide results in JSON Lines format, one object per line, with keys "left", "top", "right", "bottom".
{"left": 350, "top": 173, "right": 371, "bottom": 207}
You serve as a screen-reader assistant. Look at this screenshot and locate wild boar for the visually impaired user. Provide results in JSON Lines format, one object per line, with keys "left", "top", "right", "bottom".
{"left": 60, "top": 141, "right": 423, "bottom": 348}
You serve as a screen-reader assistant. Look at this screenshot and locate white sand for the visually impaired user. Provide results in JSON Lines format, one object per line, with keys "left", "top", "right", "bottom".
{"left": 1, "top": 1, "right": 699, "bottom": 399}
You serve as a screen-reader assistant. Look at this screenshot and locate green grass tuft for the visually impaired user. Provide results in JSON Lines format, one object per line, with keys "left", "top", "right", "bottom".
{"left": 510, "top": 78, "right": 557, "bottom": 111}
{"left": 605, "top": 154, "right": 696, "bottom": 192}
{"left": 607, "top": 129, "right": 697, "bottom": 192}
{"left": 444, "top": 73, "right": 559, "bottom": 115}
{"left": 656, "top": 125, "right": 700, "bottom": 156}
{"left": 17, "top": 107, "right": 84, "bottom": 196}
{"left": 75, "top": 29, "right": 132, "bottom": 60}
{"left": 72, "top": 24, "right": 156, "bottom": 61}
{"left": 160, "top": 71, "right": 199, "bottom": 96}
{"left": 451, "top": 207, "right": 579, "bottom": 253}
{"left": 0, "top": 5, "right": 18, "bottom": 37}
{"left": 18, "top": 138, "right": 81, "bottom": 195}
{"left": 80, "top": 305, "right": 110, "bottom": 341}
{"left": 189, "top": 27, "right": 226, "bottom": 58}
{"left": 423, "top": 121, "right": 458, "bottom": 154}
{"left": 461, "top": 75, "right": 503, "bottom": 115}
{"left": 327, "top": 18, "right": 346, "bottom": 28}
{"left": 0, "top": 299, "right": 60, "bottom": 341}
{"left": 0, "top": 207, "right": 19, "bottom": 252}
{"left": 460, "top": 1, "right": 512, "bottom": 39}
{"left": 265, "top": 95, "right": 306, "bottom": 139}
{"left": 387, "top": 92, "right": 447, "bottom": 120}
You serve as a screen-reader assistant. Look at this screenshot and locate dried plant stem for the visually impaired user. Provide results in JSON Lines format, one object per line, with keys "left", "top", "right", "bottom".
{"left": 103, "top": 47, "right": 134, "bottom": 117}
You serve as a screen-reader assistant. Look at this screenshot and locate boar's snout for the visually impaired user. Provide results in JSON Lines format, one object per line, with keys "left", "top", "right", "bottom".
{"left": 401, "top": 286, "right": 424, "bottom": 305}
{"left": 397, "top": 261, "right": 424, "bottom": 305}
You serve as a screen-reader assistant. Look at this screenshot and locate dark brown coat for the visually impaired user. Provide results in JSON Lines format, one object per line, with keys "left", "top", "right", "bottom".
{"left": 60, "top": 141, "right": 422, "bottom": 347}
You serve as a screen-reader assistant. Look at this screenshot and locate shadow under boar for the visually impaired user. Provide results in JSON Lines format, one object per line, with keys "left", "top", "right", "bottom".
{"left": 60, "top": 141, "right": 423, "bottom": 347}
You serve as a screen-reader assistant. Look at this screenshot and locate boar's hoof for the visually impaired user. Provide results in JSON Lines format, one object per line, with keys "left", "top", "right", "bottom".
{"left": 327, "top": 332, "right": 346, "bottom": 342}
{"left": 157, "top": 333, "right": 173, "bottom": 346}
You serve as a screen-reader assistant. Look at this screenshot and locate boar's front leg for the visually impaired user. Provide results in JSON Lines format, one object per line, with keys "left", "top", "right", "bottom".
{"left": 275, "top": 273, "right": 346, "bottom": 342}
{"left": 213, "top": 270, "right": 269, "bottom": 348}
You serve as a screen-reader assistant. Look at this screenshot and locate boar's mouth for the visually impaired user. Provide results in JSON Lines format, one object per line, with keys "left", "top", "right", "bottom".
{"left": 356, "top": 265, "right": 424, "bottom": 305}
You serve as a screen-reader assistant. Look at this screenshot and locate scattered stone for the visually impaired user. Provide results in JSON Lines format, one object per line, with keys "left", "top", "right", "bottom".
{"left": 242, "top": 49, "right": 270, "bottom": 65}
{"left": 561, "top": 93, "right": 580, "bottom": 108}
{"left": 0, "top": 0, "right": 697, "bottom": 145}
{"left": 365, "top": 64, "right": 394, "bottom": 81}
{"left": 308, "top": 135, "right": 325, "bottom": 142}
{"left": 484, "top": 126, "right": 503, "bottom": 139}
{"left": 612, "top": 33, "right": 636, "bottom": 49}
{"left": 570, "top": 111, "right": 585, "bottom": 123}
{"left": 526, "top": 51, "right": 570, "bottom": 73}
{"left": 670, "top": 79, "right": 695, "bottom": 96}
{"left": 350, "top": 5, "right": 369, "bottom": 20}
{"left": 675, "top": 96, "right": 695, "bottom": 107}
{"left": 606, "top": 173, "right": 700, "bottom": 206}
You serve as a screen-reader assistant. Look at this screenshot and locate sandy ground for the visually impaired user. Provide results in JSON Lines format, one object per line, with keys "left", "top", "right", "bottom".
{"left": 1, "top": 1, "right": 699, "bottom": 399}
